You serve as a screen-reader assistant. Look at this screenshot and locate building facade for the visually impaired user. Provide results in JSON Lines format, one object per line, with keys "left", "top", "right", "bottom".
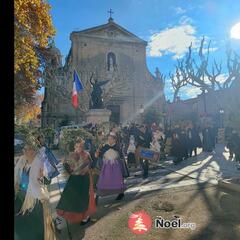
{"left": 166, "top": 81, "right": 240, "bottom": 128}
{"left": 42, "top": 18, "right": 165, "bottom": 127}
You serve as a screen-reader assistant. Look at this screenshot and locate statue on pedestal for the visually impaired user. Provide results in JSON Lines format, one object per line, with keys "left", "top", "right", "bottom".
{"left": 89, "top": 74, "right": 109, "bottom": 109}
{"left": 109, "top": 57, "right": 114, "bottom": 72}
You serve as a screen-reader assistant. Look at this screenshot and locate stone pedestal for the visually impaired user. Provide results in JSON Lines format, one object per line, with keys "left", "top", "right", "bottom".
{"left": 86, "top": 109, "right": 111, "bottom": 125}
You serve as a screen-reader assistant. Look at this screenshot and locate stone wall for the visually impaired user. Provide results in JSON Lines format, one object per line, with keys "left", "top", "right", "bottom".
{"left": 167, "top": 85, "right": 240, "bottom": 127}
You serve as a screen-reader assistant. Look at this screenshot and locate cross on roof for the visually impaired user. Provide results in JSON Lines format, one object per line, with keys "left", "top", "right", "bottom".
{"left": 108, "top": 8, "right": 114, "bottom": 21}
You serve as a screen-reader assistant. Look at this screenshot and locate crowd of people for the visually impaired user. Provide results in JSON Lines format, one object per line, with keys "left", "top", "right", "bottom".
{"left": 86, "top": 121, "right": 240, "bottom": 170}
{"left": 14, "top": 121, "right": 240, "bottom": 239}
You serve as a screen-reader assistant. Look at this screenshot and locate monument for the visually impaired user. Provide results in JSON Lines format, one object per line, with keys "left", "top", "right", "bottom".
{"left": 89, "top": 74, "right": 109, "bottom": 109}
{"left": 86, "top": 74, "right": 111, "bottom": 124}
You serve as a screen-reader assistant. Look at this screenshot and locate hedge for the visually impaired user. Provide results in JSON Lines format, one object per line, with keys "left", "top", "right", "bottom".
{"left": 59, "top": 128, "right": 96, "bottom": 154}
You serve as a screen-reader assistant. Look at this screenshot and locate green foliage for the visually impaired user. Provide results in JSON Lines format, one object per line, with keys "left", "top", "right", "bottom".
{"left": 143, "top": 108, "right": 162, "bottom": 125}
{"left": 41, "top": 127, "right": 55, "bottom": 145}
{"left": 15, "top": 124, "right": 39, "bottom": 137}
{"left": 98, "top": 122, "right": 110, "bottom": 135}
{"left": 59, "top": 128, "right": 96, "bottom": 153}
{"left": 14, "top": 124, "right": 40, "bottom": 150}
{"left": 14, "top": 124, "right": 56, "bottom": 149}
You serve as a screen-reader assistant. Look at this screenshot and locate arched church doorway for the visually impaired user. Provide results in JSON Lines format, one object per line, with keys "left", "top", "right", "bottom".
{"left": 106, "top": 105, "right": 120, "bottom": 124}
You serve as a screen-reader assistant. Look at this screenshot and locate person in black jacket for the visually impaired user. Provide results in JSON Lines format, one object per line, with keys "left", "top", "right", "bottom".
{"left": 226, "top": 128, "right": 234, "bottom": 159}
{"left": 129, "top": 123, "right": 139, "bottom": 139}
{"left": 186, "top": 124, "right": 202, "bottom": 157}
{"left": 202, "top": 125, "right": 215, "bottom": 152}
{"left": 228, "top": 130, "right": 240, "bottom": 169}
{"left": 135, "top": 125, "right": 152, "bottom": 179}
{"left": 171, "top": 132, "right": 184, "bottom": 165}
{"left": 178, "top": 129, "right": 189, "bottom": 160}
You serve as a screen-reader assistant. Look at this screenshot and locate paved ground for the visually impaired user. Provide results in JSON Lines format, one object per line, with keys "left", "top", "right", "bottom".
{"left": 48, "top": 144, "right": 240, "bottom": 239}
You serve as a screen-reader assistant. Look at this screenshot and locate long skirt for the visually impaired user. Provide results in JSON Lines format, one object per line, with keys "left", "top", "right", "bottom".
{"left": 15, "top": 190, "right": 44, "bottom": 240}
{"left": 56, "top": 173, "right": 96, "bottom": 224}
{"left": 97, "top": 159, "right": 125, "bottom": 196}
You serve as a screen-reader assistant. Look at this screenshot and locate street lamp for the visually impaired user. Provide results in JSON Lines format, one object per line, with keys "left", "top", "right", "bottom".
{"left": 139, "top": 105, "right": 144, "bottom": 123}
{"left": 219, "top": 108, "right": 224, "bottom": 128}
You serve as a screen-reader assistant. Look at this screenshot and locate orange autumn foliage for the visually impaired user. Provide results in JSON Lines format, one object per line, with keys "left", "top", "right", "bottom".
{"left": 15, "top": 102, "right": 41, "bottom": 123}
{"left": 14, "top": 0, "right": 55, "bottom": 108}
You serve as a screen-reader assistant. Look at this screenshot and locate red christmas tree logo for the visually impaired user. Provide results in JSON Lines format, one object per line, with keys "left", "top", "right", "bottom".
{"left": 128, "top": 211, "right": 152, "bottom": 234}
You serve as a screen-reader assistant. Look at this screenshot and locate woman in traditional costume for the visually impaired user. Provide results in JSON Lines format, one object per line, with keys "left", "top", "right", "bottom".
{"left": 14, "top": 144, "right": 56, "bottom": 240}
{"left": 151, "top": 130, "right": 162, "bottom": 153}
{"left": 56, "top": 138, "right": 96, "bottom": 225}
{"left": 127, "top": 135, "right": 137, "bottom": 168}
{"left": 96, "top": 132, "right": 129, "bottom": 200}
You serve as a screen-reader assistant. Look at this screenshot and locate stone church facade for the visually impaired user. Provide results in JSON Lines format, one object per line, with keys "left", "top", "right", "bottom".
{"left": 42, "top": 18, "right": 165, "bottom": 127}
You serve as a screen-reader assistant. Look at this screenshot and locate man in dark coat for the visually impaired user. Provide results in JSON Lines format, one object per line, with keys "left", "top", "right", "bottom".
{"left": 186, "top": 125, "right": 202, "bottom": 157}
{"left": 202, "top": 126, "right": 215, "bottom": 152}
{"left": 178, "top": 129, "right": 189, "bottom": 159}
{"left": 226, "top": 128, "right": 234, "bottom": 159}
{"left": 129, "top": 123, "right": 139, "bottom": 138}
{"left": 229, "top": 130, "right": 240, "bottom": 169}
{"left": 135, "top": 125, "right": 152, "bottom": 179}
{"left": 171, "top": 132, "right": 184, "bottom": 165}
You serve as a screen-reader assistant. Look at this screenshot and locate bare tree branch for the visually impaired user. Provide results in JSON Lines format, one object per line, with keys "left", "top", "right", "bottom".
{"left": 223, "top": 50, "right": 240, "bottom": 88}
{"left": 169, "top": 61, "right": 188, "bottom": 102}
{"left": 180, "top": 37, "right": 225, "bottom": 93}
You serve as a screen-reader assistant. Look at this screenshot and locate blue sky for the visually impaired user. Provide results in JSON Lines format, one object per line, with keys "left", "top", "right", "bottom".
{"left": 46, "top": 0, "right": 240, "bottom": 100}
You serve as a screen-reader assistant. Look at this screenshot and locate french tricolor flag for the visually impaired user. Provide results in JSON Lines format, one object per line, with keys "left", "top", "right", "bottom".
{"left": 72, "top": 69, "right": 83, "bottom": 108}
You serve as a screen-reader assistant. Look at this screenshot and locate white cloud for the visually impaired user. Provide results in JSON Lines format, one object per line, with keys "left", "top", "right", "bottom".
{"left": 148, "top": 24, "right": 199, "bottom": 59}
{"left": 181, "top": 86, "right": 202, "bottom": 98}
{"left": 179, "top": 73, "right": 227, "bottom": 98}
{"left": 149, "top": 29, "right": 159, "bottom": 34}
{"left": 164, "top": 78, "right": 174, "bottom": 91}
{"left": 202, "top": 47, "right": 218, "bottom": 54}
{"left": 175, "top": 7, "right": 186, "bottom": 15}
{"left": 201, "top": 73, "right": 227, "bottom": 85}
{"left": 216, "top": 73, "right": 228, "bottom": 83}
{"left": 147, "top": 14, "right": 219, "bottom": 60}
{"left": 179, "top": 15, "right": 193, "bottom": 25}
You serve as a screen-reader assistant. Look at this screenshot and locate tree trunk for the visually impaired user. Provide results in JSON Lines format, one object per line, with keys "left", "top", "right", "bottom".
{"left": 173, "top": 89, "right": 180, "bottom": 102}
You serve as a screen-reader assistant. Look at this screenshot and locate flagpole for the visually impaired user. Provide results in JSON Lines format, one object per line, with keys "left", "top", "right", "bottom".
{"left": 75, "top": 68, "right": 78, "bottom": 124}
